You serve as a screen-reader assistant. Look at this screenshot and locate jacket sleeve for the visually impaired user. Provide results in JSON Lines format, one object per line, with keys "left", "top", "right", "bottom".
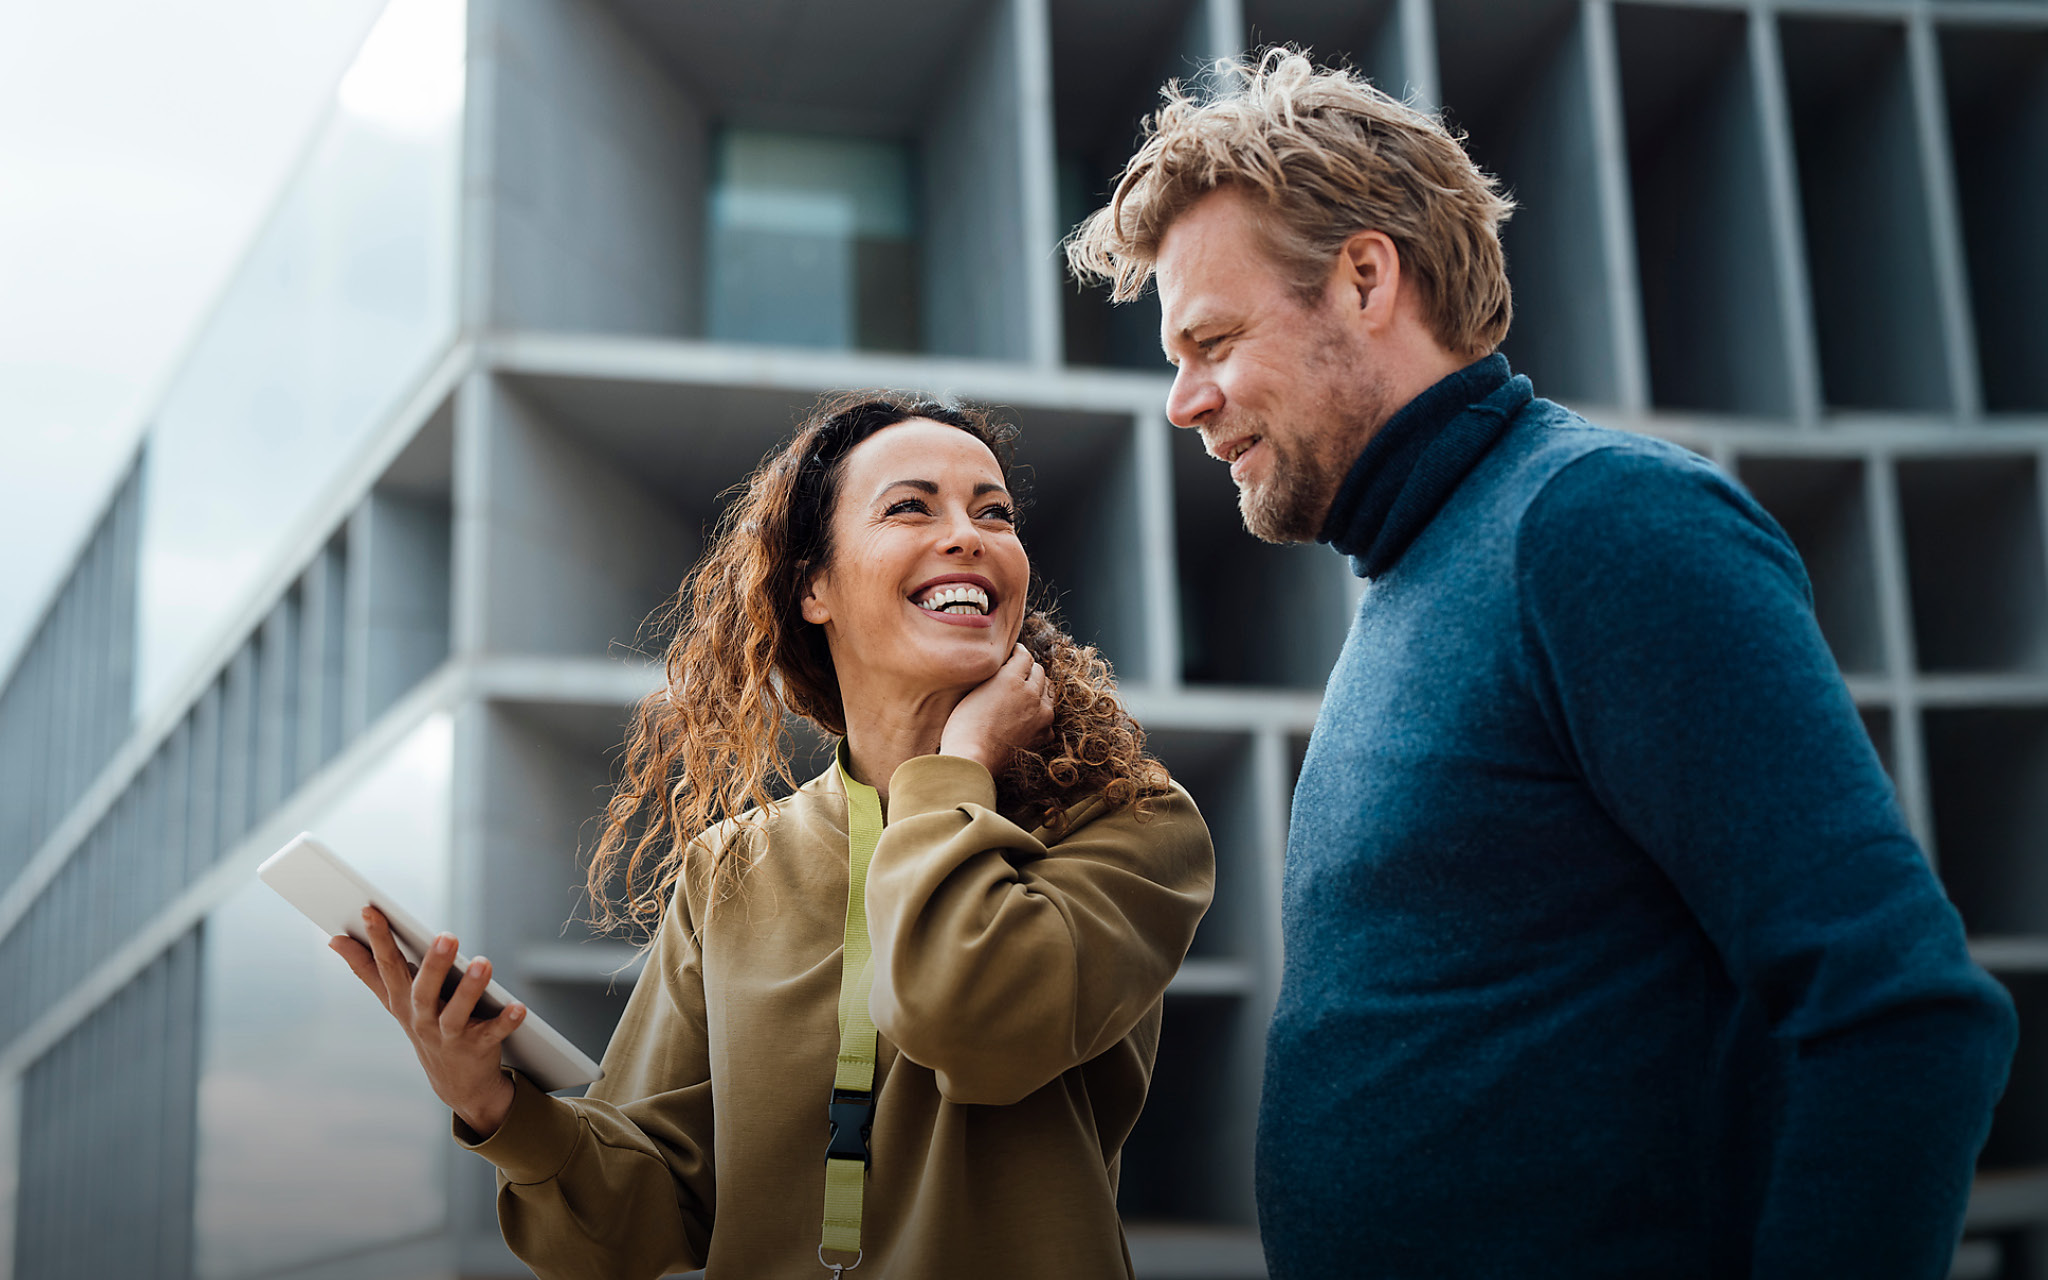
{"left": 1514, "top": 446, "right": 2018, "bottom": 1280}
{"left": 864, "top": 754, "right": 1215, "bottom": 1105}
{"left": 453, "top": 867, "right": 716, "bottom": 1280}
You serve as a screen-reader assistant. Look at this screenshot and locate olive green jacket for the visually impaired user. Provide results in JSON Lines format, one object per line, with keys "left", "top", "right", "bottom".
{"left": 457, "top": 753, "right": 1215, "bottom": 1279}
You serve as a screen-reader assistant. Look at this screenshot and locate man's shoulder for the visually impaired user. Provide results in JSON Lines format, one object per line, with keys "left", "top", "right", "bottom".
{"left": 1498, "top": 399, "right": 1712, "bottom": 487}
{"left": 1489, "top": 401, "right": 1798, "bottom": 597}
{"left": 1483, "top": 400, "right": 1742, "bottom": 525}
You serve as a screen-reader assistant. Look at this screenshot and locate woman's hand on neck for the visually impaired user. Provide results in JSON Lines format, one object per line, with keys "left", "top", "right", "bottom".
{"left": 836, "top": 678, "right": 969, "bottom": 806}
{"left": 838, "top": 645, "right": 1056, "bottom": 806}
{"left": 835, "top": 644, "right": 1053, "bottom": 804}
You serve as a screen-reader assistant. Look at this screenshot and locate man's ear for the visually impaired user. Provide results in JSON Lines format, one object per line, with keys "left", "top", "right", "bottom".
{"left": 1337, "top": 229, "right": 1401, "bottom": 327}
{"left": 799, "top": 569, "right": 832, "bottom": 625}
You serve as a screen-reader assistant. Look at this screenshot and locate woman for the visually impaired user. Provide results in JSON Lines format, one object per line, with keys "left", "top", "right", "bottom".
{"left": 332, "top": 392, "right": 1215, "bottom": 1278}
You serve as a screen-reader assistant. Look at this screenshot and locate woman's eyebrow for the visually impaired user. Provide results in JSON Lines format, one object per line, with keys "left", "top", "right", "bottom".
{"left": 874, "top": 479, "right": 1011, "bottom": 499}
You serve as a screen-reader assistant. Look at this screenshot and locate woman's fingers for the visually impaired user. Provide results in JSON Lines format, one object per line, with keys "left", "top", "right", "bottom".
{"left": 329, "top": 935, "right": 388, "bottom": 1002}
{"left": 361, "top": 908, "right": 416, "bottom": 1011}
{"left": 476, "top": 1002, "right": 529, "bottom": 1047}
{"left": 438, "top": 954, "right": 494, "bottom": 1035}
{"left": 412, "top": 932, "right": 460, "bottom": 1026}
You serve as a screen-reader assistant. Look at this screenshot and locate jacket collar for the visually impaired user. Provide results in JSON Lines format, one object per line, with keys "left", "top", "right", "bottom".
{"left": 1318, "top": 353, "right": 1529, "bottom": 578}
{"left": 802, "top": 748, "right": 1106, "bottom": 843}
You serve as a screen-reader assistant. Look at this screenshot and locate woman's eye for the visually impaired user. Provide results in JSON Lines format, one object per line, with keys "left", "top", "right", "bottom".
{"left": 884, "top": 498, "right": 931, "bottom": 517}
{"left": 978, "top": 505, "right": 1016, "bottom": 524}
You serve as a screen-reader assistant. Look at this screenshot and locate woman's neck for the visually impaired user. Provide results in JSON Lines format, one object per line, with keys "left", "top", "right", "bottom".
{"left": 837, "top": 684, "right": 965, "bottom": 806}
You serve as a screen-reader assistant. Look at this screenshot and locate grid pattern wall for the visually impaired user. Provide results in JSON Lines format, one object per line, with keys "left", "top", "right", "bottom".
{"left": 0, "top": 560, "right": 322, "bottom": 1052}
{"left": 12, "top": 929, "right": 200, "bottom": 1280}
{"left": 0, "top": 461, "right": 139, "bottom": 887}
{"left": 0, "top": 457, "right": 455, "bottom": 1059}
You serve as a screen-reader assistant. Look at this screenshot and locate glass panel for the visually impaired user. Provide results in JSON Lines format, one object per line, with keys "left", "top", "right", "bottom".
{"left": 135, "top": 0, "right": 467, "bottom": 716}
{"left": 193, "top": 711, "right": 453, "bottom": 1279}
{"left": 706, "top": 128, "right": 918, "bottom": 351}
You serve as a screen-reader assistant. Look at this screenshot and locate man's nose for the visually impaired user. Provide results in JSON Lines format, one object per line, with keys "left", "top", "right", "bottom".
{"left": 1166, "top": 364, "right": 1222, "bottom": 429}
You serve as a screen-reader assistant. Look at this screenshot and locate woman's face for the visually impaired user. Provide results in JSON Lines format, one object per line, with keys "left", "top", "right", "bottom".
{"left": 800, "top": 418, "right": 1029, "bottom": 698}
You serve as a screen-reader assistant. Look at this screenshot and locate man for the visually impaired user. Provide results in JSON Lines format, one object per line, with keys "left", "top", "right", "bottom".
{"left": 1068, "top": 51, "right": 2016, "bottom": 1278}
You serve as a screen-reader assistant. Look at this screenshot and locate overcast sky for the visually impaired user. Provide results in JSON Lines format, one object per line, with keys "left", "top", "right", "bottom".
{"left": 0, "top": 0, "right": 389, "bottom": 682}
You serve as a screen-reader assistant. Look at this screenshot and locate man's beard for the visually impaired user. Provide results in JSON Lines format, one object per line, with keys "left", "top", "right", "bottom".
{"left": 1238, "top": 429, "right": 1332, "bottom": 544}
{"left": 1233, "top": 381, "right": 1393, "bottom": 544}
{"left": 1232, "top": 319, "right": 1397, "bottom": 544}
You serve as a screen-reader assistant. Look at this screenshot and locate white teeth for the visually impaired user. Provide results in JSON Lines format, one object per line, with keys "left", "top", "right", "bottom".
{"left": 914, "top": 584, "right": 991, "bottom": 615}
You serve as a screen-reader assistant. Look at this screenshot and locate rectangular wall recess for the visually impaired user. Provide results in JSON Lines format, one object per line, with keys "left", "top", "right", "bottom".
{"left": 1735, "top": 456, "right": 1884, "bottom": 674}
{"left": 1924, "top": 707, "right": 2048, "bottom": 937}
{"left": 481, "top": 375, "right": 723, "bottom": 662}
{"left": 500, "top": 0, "right": 1045, "bottom": 360}
{"left": 1437, "top": 0, "right": 1619, "bottom": 405}
{"left": 1617, "top": 5, "right": 1792, "bottom": 417}
{"left": 1116, "top": 995, "right": 1258, "bottom": 1226}
{"left": 1896, "top": 456, "right": 2048, "bottom": 674}
{"left": 1779, "top": 18, "right": 1951, "bottom": 413}
{"left": 1939, "top": 25, "right": 2048, "bottom": 415}
{"left": 1980, "top": 973, "right": 2048, "bottom": 1171}
{"left": 1050, "top": 0, "right": 1215, "bottom": 371}
{"left": 1148, "top": 729, "right": 1266, "bottom": 962}
{"left": 1013, "top": 411, "right": 1155, "bottom": 682}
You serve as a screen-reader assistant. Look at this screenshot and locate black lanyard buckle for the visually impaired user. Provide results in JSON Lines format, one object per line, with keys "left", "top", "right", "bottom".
{"left": 827, "top": 1088, "right": 873, "bottom": 1169}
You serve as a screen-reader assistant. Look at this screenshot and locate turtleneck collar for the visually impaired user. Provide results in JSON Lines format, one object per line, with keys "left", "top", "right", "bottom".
{"left": 1318, "top": 353, "right": 1530, "bottom": 579}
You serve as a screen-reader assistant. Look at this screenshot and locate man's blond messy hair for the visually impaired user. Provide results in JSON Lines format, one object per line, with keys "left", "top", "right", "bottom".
{"left": 1065, "top": 48, "right": 1515, "bottom": 358}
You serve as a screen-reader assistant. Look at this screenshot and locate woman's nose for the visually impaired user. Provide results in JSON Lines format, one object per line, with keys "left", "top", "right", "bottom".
{"left": 941, "top": 509, "right": 983, "bottom": 556}
{"left": 1166, "top": 364, "right": 1222, "bottom": 429}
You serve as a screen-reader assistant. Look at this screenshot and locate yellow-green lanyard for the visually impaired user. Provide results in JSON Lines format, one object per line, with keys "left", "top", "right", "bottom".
{"left": 821, "top": 751, "right": 883, "bottom": 1275}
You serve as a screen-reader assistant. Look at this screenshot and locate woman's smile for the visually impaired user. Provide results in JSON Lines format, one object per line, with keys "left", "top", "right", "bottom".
{"left": 800, "top": 418, "right": 1031, "bottom": 692}
{"left": 909, "top": 573, "right": 997, "bottom": 627}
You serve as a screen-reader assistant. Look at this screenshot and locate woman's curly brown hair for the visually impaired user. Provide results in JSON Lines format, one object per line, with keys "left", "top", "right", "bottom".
{"left": 585, "top": 390, "right": 1171, "bottom": 936}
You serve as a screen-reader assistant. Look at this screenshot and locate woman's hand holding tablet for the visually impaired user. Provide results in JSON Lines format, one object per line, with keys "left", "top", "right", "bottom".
{"left": 259, "top": 832, "right": 602, "bottom": 1124}
{"left": 328, "top": 909, "right": 524, "bottom": 1139}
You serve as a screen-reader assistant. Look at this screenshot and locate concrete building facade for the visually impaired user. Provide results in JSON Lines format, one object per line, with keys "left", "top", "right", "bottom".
{"left": 2, "top": 0, "right": 2046, "bottom": 1277}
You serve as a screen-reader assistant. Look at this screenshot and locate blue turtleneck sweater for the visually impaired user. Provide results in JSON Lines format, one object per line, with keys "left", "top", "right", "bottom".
{"left": 1257, "top": 355, "right": 2016, "bottom": 1278}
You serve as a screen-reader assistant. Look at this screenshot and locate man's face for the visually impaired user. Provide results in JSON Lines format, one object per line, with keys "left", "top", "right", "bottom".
{"left": 1156, "top": 188, "right": 1393, "bottom": 544}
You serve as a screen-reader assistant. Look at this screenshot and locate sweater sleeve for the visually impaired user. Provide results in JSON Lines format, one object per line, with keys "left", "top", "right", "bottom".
{"left": 864, "top": 755, "right": 1215, "bottom": 1105}
{"left": 453, "top": 869, "right": 716, "bottom": 1280}
{"left": 1514, "top": 446, "right": 2017, "bottom": 1279}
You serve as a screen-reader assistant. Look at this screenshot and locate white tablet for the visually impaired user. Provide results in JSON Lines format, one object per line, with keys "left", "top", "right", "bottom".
{"left": 258, "top": 832, "right": 604, "bottom": 1094}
